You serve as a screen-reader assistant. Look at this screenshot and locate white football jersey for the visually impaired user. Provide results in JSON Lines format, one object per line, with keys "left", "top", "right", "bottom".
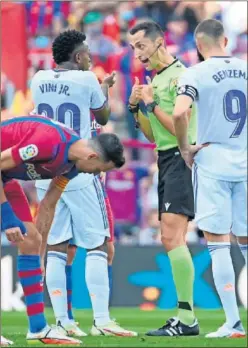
{"left": 31, "top": 69, "right": 106, "bottom": 190}
{"left": 178, "top": 57, "right": 247, "bottom": 181}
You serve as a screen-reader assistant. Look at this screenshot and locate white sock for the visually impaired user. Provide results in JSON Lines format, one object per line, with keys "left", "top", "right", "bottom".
{"left": 208, "top": 242, "right": 240, "bottom": 328}
{"left": 85, "top": 251, "right": 110, "bottom": 326}
{"left": 238, "top": 244, "right": 248, "bottom": 265}
{"left": 46, "top": 251, "right": 70, "bottom": 326}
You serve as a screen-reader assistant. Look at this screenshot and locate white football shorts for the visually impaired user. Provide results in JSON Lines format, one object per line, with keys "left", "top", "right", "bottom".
{"left": 36, "top": 176, "right": 110, "bottom": 249}
{"left": 192, "top": 166, "right": 247, "bottom": 237}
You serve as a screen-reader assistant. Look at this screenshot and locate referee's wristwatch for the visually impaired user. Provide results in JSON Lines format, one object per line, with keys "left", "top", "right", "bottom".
{"left": 128, "top": 103, "right": 140, "bottom": 129}
{"left": 146, "top": 101, "right": 158, "bottom": 113}
{"left": 128, "top": 103, "right": 140, "bottom": 113}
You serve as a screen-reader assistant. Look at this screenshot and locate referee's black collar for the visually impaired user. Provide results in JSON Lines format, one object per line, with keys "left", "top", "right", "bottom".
{"left": 157, "top": 58, "right": 179, "bottom": 75}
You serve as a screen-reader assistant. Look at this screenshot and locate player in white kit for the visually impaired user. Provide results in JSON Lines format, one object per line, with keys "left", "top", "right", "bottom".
{"left": 31, "top": 30, "right": 137, "bottom": 337}
{"left": 172, "top": 19, "right": 247, "bottom": 338}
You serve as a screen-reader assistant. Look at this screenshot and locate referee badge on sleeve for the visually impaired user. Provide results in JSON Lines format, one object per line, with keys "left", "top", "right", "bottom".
{"left": 19, "top": 144, "right": 39, "bottom": 160}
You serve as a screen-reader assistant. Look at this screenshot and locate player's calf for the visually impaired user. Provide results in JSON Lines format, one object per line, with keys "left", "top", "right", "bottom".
{"left": 205, "top": 232, "right": 243, "bottom": 331}
{"left": 66, "top": 245, "right": 77, "bottom": 321}
{"left": 46, "top": 242, "right": 72, "bottom": 327}
{"left": 86, "top": 239, "right": 111, "bottom": 326}
{"left": 15, "top": 222, "right": 49, "bottom": 335}
{"left": 4, "top": 182, "right": 48, "bottom": 335}
{"left": 159, "top": 213, "right": 196, "bottom": 327}
{"left": 17, "top": 222, "right": 42, "bottom": 255}
{"left": 45, "top": 242, "right": 87, "bottom": 337}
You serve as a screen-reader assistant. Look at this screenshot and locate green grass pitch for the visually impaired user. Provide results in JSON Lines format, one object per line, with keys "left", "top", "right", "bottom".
{"left": 2, "top": 308, "right": 247, "bottom": 347}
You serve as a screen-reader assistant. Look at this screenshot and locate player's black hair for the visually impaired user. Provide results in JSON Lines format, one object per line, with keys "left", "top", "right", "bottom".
{"left": 90, "top": 133, "right": 125, "bottom": 168}
{"left": 194, "top": 19, "right": 224, "bottom": 40}
{"left": 52, "top": 30, "right": 86, "bottom": 64}
{"left": 129, "top": 21, "right": 164, "bottom": 40}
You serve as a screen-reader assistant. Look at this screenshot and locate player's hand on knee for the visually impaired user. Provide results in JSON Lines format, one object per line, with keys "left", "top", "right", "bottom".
{"left": 1, "top": 202, "right": 27, "bottom": 236}
{"left": 5, "top": 227, "right": 25, "bottom": 243}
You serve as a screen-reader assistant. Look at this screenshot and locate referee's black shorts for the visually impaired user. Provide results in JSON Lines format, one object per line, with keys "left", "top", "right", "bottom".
{"left": 158, "top": 146, "right": 194, "bottom": 221}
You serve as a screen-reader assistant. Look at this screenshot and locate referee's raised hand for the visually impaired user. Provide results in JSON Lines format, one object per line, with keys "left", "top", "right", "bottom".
{"left": 141, "top": 76, "right": 154, "bottom": 105}
{"left": 129, "top": 77, "right": 143, "bottom": 106}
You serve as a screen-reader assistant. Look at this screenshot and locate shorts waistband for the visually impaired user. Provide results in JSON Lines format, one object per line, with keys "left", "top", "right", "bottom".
{"left": 158, "top": 146, "right": 180, "bottom": 156}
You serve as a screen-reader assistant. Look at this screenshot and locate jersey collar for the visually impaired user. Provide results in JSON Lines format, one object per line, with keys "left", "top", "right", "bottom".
{"left": 156, "top": 58, "right": 179, "bottom": 75}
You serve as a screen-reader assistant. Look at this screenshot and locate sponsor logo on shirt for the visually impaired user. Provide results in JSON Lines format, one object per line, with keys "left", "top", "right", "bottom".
{"left": 19, "top": 144, "right": 38, "bottom": 161}
{"left": 91, "top": 119, "right": 102, "bottom": 131}
{"left": 25, "top": 163, "right": 42, "bottom": 180}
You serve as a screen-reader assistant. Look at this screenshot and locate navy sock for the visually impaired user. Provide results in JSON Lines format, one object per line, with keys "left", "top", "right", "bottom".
{"left": 65, "top": 265, "right": 74, "bottom": 321}
{"left": 108, "top": 265, "right": 113, "bottom": 304}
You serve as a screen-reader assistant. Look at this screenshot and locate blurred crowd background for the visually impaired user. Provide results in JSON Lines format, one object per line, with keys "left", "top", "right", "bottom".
{"left": 1, "top": 1, "right": 247, "bottom": 246}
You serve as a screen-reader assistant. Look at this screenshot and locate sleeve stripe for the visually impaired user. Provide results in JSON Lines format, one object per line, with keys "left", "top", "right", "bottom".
{"left": 53, "top": 176, "right": 69, "bottom": 191}
{"left": 187, "top": 87, "right": 196, "bottom": 93}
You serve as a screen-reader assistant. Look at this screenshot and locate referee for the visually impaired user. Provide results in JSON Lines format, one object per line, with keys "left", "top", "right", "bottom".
{"left": 128, "top": 21, "right": 199, "bottom": 337}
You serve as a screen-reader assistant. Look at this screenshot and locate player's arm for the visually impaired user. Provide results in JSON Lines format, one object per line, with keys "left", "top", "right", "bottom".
{"left": 0, "top": 178, "right": 26, "bottom": 242}
{"left": 2, "top": 140, "right": 46, "bottom": 169}
{"left": 134, "top": 110, "right": 155, "bottom": 143}
{"left": 36, "top": 176, "right": 69, "bottom": 260}
{"left": 1, "top": 149, "right": 27, "bottom": 241}
{"left": 93, "top": 82, "right": 111, "bottom": 126}
{"left": 172, "top": 71, "right": 198, "bottom": 152}
{"left": 152, "top": 106, "right": 177, "bottom": 136}
{"left": 173, "top": 95, "right": 194, "bottom": 151}
{"left": 90, "top": 72, "right": 116, "bottom": 126}
{"left": 154, "top": 106, "right": 193, "bottom": 137}
{"left": 1, "top": 148, "right": 18, "bottom": 171}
